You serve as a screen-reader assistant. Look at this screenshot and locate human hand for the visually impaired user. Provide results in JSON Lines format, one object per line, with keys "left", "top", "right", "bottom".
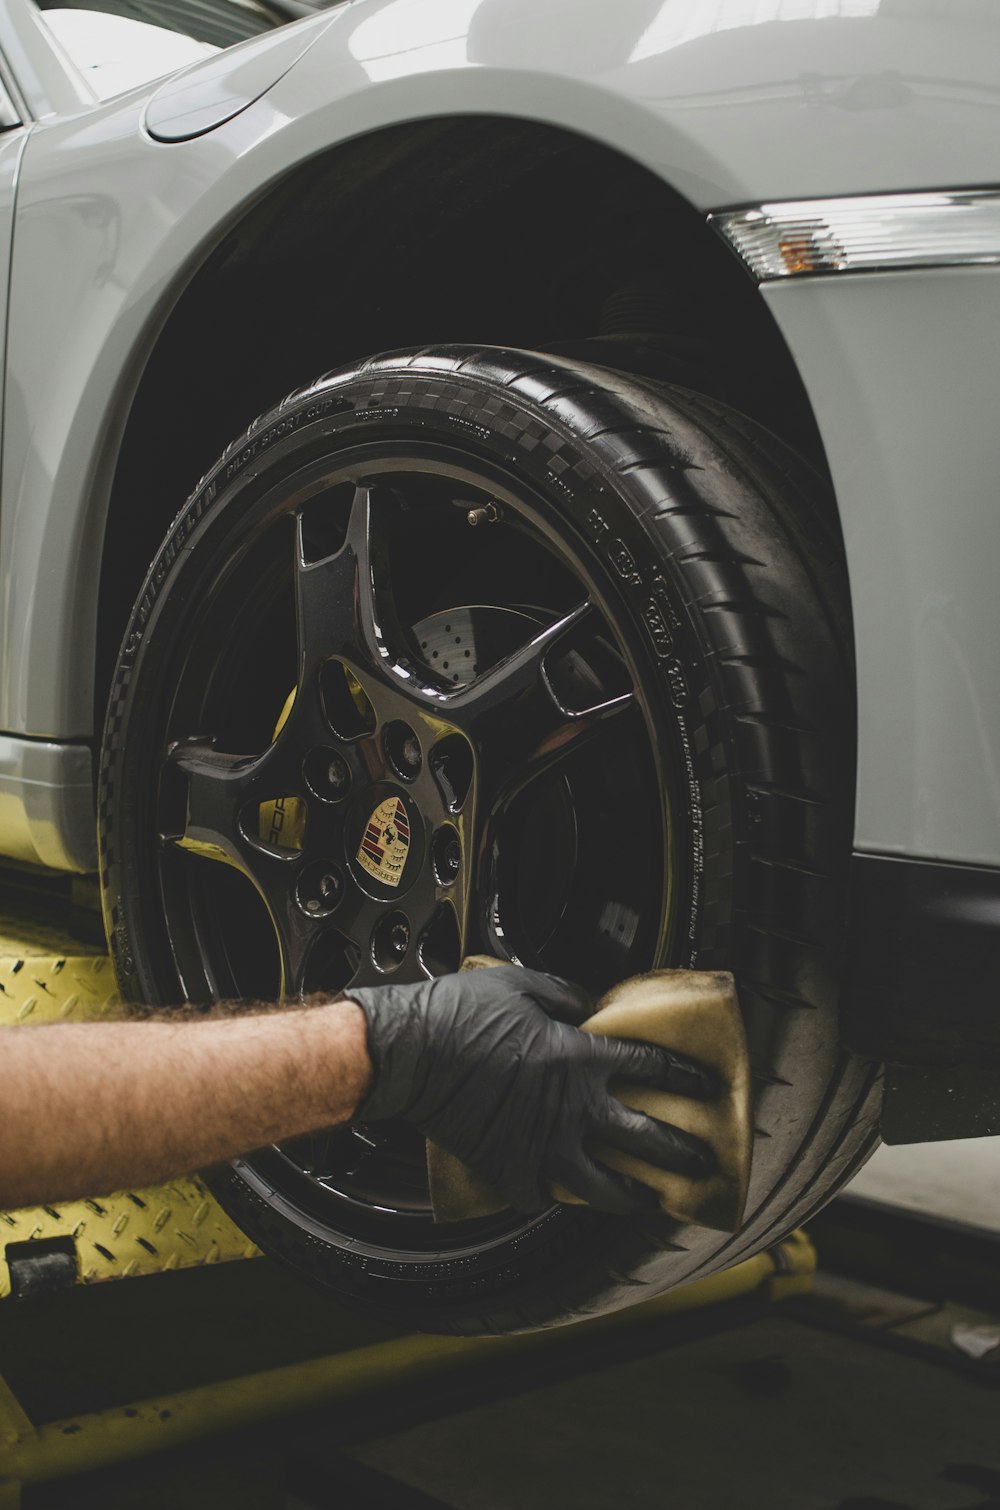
{"left": 347, "top": 966, "right": 716, "bottom": 1216}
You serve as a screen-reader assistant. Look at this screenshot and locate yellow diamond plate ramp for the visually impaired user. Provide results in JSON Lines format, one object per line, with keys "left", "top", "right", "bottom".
{"left": 0, "top": 928, "right": 257, "bottom": 1299}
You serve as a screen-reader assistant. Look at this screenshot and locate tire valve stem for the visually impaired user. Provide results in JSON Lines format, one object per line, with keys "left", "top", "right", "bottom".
{"left": 466, "top": 501, "right": 503, "bottom": 528}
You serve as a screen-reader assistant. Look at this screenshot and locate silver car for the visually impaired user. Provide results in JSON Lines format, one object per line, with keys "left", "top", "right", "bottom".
{"left": 0, "top": 0, "right": 996, "bottom": 1334}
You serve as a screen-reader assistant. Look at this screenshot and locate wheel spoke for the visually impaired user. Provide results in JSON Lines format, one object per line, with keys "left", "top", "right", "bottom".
{"left": 494, "top": 683, "right": 633, "bottom": 804}
{"left": 262, "top": 855, "right": 400, "bottom": 1000}
{"left": 268, "top": 897, "right": 313, "bottom": 1000}
{"left": 231, "top": 850, "right": 327, "bottom": 1002}
{"left": 163, "top": 738, "right": 316, "bottom": 995}
{"left": 431, "top": 603, "right": 635, "bottom": 957}
{"left": 326, "top": 887, "right": 384, "bottom": 965}
{"left": 471, "top": 809, "right": 517, "bottom": 963}
{"left": 163, "top": 740, "right": 261, "bottom": 867}
{"left": 450, "top": 601, "right": 592, "bottom": 722}
{"left": 452, "top": 602, "right": 635, "bottom": 809}
{"left": 295, "top": 484, "right": 407, "bottom": 680}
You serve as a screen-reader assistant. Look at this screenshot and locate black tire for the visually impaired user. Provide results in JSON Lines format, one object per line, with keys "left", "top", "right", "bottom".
{"left": 99, "top": 346, "right": 881, "bottom": 1335}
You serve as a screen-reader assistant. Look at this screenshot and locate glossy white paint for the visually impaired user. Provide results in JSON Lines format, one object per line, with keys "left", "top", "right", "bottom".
{"left": 0, "top": 736, "right": 96, "bottom": 869}
{"left": 145, "top": 12, "right": 336, "bottom": 140}
{"left": 765, "top": 266, "right": 1000, "bottom": 866}
{"left": 0, "top": 127, "right": 27, "bottom": 410}
{"left": 1, "top": 0, "right": 999, "bottom": 867}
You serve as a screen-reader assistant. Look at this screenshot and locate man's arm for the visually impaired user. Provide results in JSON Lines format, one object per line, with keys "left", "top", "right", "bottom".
{"left": 0, "top": 999, "right": 371, "bottom": 1210}
{"left": 0, "top": 968, "right": 717, "bottom": 1218}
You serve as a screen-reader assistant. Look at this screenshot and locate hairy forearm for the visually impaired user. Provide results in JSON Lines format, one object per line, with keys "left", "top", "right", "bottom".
{"left": 0, "top": 1000, "right": 372, "bottom": 1209}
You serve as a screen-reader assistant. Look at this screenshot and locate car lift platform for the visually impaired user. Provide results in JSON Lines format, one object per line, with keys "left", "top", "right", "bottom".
{"left": 0, "top": 889, "right": 820, "bottom": 1502}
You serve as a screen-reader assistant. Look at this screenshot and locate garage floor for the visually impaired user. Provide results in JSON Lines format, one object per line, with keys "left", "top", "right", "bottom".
{"left": 851, "top": 1141, "right": 1000, "bottom": 1235}
{"left": 4, "top": 1243, "right": 999, "bottom": 1510}
{"left": 344, "top": 1292, "right": 1000, "bottom": 1510}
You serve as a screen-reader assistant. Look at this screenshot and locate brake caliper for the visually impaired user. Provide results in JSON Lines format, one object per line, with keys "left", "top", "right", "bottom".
{"left": 258, "top": 689, "right": 306, "bottom": 851}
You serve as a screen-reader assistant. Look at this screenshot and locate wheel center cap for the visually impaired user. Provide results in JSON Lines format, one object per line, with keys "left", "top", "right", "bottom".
{"left": 347, "top": 784, "right": 423, "bottom": 899}
{"left": 357, "top": 795, "right": 411, "bottom": 888}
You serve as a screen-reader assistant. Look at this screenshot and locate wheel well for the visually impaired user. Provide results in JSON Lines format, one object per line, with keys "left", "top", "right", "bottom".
{"left": 97, "top": 114, "right": 829, "bottom": 727}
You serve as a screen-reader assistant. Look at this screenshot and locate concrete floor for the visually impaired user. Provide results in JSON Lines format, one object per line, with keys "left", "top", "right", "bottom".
{"left": 848, "top": 1142, "right": 1000, "bottom": 1235}
{"left": 346, "top": 1277, "right": 1000, "bottom": 1510}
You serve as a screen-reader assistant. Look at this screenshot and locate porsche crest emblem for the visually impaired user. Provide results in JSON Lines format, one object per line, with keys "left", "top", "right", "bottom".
{"left": 356, "top": 796, "right": 410, "bottom": 887}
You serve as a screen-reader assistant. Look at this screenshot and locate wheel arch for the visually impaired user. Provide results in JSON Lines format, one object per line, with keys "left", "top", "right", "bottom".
{"left": 94, "top": 113, "right": 836, "bottom": 738}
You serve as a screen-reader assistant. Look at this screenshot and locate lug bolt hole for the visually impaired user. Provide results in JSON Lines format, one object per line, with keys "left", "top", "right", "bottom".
{"left": 304, "top": 746, "right": 352, "bottom": 803}
{"left": 372, "top": 910, "right": 411, "bottom": 972}
{"left": 296, "top": 860, "right": 345, "bottom": 918}
{"left": 432, "top": 824, "right": 462, "bottom": 886}
{"left": 384, "top": 721, "right": 422, "bottom": 781}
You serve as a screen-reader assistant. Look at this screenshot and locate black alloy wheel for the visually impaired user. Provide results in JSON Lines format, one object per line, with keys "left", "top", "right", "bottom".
{"left": 151, "top": 456, "right": 665, "bottom": 1237}
{"left": 100, "top": 346, "right": 881, "bottom": 1334}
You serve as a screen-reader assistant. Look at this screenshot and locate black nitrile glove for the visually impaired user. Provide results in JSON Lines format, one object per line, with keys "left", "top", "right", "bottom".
{"left": 347, "top": 966, "right": 716, "bottom": 1216}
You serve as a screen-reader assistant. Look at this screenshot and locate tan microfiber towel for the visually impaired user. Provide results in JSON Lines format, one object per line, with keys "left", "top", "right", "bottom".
{"left": 426, "top": 958, "right": 752, "bottom": 1232}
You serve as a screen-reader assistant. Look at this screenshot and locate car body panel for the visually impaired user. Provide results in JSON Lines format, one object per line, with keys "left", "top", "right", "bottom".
{"left": 145, "top": 12, "right": 338, "bottom": 141}
{"left": 1, "top": 0, "right": 1000, "bottom": 876}
{"left": 764, "top": 266, "right": 1000, "bottom": 867}
{"left": 0, "top": 125, "right": 26, "bottom": 422}
{"left": 0, "top": 734, "right": 95, "bottom": 869}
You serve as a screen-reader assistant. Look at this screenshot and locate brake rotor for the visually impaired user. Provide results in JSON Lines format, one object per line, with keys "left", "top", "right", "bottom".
{"left": 412, "top": 604, "right": 542, "bottom": 690}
